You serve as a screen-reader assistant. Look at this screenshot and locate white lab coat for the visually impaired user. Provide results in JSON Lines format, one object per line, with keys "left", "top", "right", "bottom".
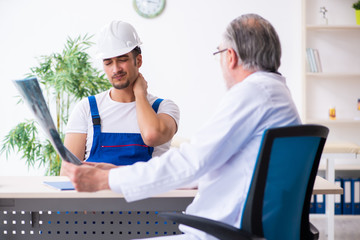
{"left": 109, "top": 71, "right": 301, "bottom": 240}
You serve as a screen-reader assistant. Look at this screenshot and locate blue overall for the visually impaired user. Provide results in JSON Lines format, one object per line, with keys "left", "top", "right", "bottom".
{"left": 86, "top": 96, "right": 163, "bottom": 166}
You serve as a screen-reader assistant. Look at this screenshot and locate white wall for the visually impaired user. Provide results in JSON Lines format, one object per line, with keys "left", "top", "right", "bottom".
{"left": 0, "top": 0, "right": 302, "bottom": 175}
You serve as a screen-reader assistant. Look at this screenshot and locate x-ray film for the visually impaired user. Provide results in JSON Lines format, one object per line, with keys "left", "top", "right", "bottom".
{"left": 13, "top": 77, "right": 82, "bottom": 165}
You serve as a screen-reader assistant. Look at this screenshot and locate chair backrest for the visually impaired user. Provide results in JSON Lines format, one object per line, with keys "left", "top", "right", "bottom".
{"left": 240, "top": 124, "right": 328, "bottom": 240}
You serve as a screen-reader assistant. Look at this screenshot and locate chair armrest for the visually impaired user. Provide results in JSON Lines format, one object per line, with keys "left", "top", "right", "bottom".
{"left": 309, "top": 222, "right": 319, "bottom": 240}
{"left": 158, "top": 212, "right": 265, "bottom": 240}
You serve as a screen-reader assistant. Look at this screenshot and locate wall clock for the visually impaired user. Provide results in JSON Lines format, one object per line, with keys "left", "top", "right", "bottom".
{"left": 133, "top": 0, "right": 166, "bottom": 19}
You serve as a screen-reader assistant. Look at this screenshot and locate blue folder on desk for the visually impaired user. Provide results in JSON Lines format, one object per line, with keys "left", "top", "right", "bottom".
{"left": 310, "top": 195, "right": 316, "bottom": 213}
{"left": 343, "top": 178, "right": 353, "bottom": 215}
{"left": 354, "top": 178, "right": 360, "bottom": 215}
{"left": 315, "top": 194, "right": 325, "bottom": 214}
{"left": 334, "top": 178, "right": 342, "bottom": 215}
{"left": 43, "top": 181, "right": 75, "bottom": 191}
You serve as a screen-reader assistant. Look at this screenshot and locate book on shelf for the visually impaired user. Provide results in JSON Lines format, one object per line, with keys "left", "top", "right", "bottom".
{"left": 306, "top": 48, "right": 315, "bottom": 72}
{"left": 313, "top": 49, "right": 322, "bottom": 72}
{"left": 306, "top": 48, "right": 322, "bottom": 73}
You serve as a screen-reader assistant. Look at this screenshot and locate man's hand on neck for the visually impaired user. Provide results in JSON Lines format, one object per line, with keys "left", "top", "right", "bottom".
{"left": 133, "top": 73, "right": 148, "bottom": 100}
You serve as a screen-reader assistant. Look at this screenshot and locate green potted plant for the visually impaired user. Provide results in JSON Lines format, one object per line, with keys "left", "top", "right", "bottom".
{"left": 353, "top": 0, "right": 360, "bottom": 25}
{"left": 1, "top": 34, "right": 111, "bottom": 176}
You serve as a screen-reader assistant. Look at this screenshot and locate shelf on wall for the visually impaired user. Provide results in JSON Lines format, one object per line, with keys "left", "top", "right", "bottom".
{"left": 318, "top": 164, "right": 360, "bottom": 171}
{"left": 306, "top": 119, "right": 360, "bottom": 124}
{"left": 306, "top": 73, "right": 360, "bottom": 78}
{"left": 307, "top": 25, "right": 360, "bottom": 30}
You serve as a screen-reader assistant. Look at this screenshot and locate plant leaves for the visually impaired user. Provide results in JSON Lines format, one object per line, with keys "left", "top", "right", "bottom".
{"left": 1, "top": 34, "right": 110, "bottom": 176}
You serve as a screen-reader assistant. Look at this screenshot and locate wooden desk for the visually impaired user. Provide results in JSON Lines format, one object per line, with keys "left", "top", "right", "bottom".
{"left": 0, "top": 176, "right": 196, "bottom": 239}
{"left": 313, "top": 176, "right": 343, "bottom": 195}
{"left": 0, "top": 176, "right": 341, "bottom": 240}
{"left": 0, "top": 176, "right": 196, "bottom": 211}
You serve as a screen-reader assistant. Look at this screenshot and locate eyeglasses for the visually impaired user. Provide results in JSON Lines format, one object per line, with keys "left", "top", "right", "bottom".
{"left": 213, "top": 48, "right": 227, "bottom": 61}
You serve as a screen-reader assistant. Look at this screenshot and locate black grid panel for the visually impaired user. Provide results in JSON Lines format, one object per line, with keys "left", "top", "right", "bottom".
{"left": 0, "top": 210, "right": 183, "bottom": 239}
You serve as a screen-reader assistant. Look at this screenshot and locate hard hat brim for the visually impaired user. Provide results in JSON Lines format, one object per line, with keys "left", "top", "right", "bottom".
{"left": 96, "top": 44, "right": 141, "bottom": 60}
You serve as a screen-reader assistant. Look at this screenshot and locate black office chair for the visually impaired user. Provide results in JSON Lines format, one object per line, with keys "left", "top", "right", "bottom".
{"left": 159, "top": 124, "right": 329, "bottom": 240}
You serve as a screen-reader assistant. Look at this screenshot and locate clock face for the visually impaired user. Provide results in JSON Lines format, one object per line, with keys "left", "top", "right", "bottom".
{"left": 133, "top": 0, "right": 166, "bottom": 19}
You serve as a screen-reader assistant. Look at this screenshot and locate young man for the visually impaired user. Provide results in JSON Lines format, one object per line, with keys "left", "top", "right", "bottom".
{"left": 62, "top": 14, "right": 301, "bottom": 239}
{"left": 61, "top": 21, "right": 179, "bottom": 170}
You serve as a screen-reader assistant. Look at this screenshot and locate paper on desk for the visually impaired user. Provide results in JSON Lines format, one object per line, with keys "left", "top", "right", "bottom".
{"left": 13, "top": 77, "right": 82, "bottom": 165}
{"left": 43, "top": 181, "right": 75, "bottom": 191}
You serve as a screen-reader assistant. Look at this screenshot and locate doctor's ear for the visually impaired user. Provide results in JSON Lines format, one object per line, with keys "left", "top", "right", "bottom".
{"left": 226, "top": 48, "right": 238, "bottom": 69}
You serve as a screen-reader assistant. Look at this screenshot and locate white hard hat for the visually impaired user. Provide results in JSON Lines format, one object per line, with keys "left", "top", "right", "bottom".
{"left": 97, "top": 20, "right": 142, "bottom": 59}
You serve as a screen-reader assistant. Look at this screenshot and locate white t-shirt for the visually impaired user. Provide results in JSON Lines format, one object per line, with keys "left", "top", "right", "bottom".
{"left": 66, "top": 89, "right": 180, "bottom": 160}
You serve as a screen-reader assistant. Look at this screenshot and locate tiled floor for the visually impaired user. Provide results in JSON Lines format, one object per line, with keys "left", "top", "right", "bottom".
{"left": 310, "top": 215, "right": 360, "bottom": 240}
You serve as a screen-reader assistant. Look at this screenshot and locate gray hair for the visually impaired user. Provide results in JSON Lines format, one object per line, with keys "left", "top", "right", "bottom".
{"left": 223, "top": 14, "right": 281, "bottom": 73}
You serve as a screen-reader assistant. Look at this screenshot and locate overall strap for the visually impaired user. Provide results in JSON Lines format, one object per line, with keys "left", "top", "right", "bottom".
{"left": 152, "top": 98, "right": 163, "bottom": 113}
{"left": 88, "top": 96, "right": 101, "bottom": 134}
